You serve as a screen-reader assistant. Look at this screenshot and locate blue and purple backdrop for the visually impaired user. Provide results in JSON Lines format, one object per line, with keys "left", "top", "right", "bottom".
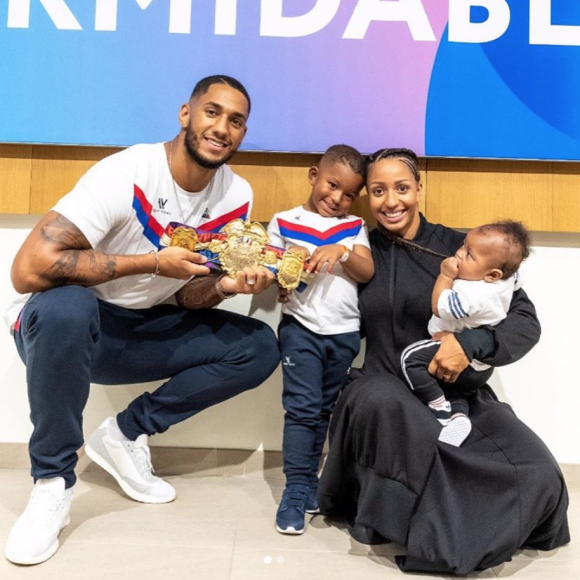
{"left": 0, "top": 0, "right": 579, "bottom": 160}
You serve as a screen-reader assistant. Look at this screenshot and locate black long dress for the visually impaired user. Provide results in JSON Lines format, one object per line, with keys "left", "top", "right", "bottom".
{"left": 318, "top": 215, "right": 570, "bottom": 575}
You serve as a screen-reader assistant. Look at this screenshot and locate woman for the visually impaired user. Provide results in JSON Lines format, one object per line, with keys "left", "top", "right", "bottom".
{"left": 318, "top": 148, "right": 570, "bottom": 574}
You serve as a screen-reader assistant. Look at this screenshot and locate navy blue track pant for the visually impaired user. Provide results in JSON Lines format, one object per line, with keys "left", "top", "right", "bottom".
{"left": 13, "top": 286, "right": 279, "bottom": 488}
{"left": 279, "top": 315, "right": 360, "bottom": 489}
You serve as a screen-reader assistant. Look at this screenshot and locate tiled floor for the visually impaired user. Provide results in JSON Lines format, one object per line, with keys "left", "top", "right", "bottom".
{"left": 0, "top": 458, "right": 577, "bottom": 580}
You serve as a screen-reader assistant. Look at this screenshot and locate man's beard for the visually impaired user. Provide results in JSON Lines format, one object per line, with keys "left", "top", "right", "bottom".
{"left": 184, "top": 124, "right": 237, "bottom": 170}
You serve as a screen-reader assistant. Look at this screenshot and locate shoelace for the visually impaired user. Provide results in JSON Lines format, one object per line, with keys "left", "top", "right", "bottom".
{"left": 131, "top": 435, "right": 155, "bottom": 476}
{"left": 22, "top": 489, "right": 67, "bottom": 526}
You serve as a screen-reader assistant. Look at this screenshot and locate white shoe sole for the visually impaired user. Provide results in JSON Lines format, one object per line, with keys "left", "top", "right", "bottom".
{"left": 84, "top": 444, "right": 176, "bottom": 504}
{"left": 438, "top": 416, "right": 472, "bottom": 447}
{"left": 276, "top": 524, "right": 305, "bottom": 535}
{"left": 5, "top": 516, "right": 70, "bottom": 566}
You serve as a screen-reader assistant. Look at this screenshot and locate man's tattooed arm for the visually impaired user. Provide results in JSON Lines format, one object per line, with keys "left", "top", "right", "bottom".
{"left": 38, "top": 213, "right": 120, "bottom": 287}
{"left": 46, "top": 247, "right": 119, "bottom": 288}
{"left": 175, "top": 273, "right": 224, "bottom": 310}
{"left": 11, "top": 211, "right": 156, "bottom": 293}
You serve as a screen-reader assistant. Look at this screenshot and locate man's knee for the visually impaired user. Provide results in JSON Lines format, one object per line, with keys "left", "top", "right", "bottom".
{"left": 26, "top": 286, "right": 100, "bottom": 336}
{"left": 243, "top": 321, "right": 279, "bottom": 380}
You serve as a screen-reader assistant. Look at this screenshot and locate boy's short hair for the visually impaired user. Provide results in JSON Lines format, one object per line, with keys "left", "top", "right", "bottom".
{"left": 190, "top": 75, "right": 251, "bottom": 115}
{"left": 477, "top": 220, "right": 531, "bottom": 278}
{"left": 321, "top": 144, "right": 366, "bottom": 179}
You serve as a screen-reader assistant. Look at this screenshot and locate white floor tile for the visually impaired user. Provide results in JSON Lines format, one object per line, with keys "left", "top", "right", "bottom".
{"left": 0, "top": 466, "right": 577, "bottom": 579}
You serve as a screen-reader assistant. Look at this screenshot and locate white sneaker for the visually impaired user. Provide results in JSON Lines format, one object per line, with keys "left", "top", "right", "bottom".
{"left": 85, "top": 418, "right": 176, "bottom": 504}
{"left": 439, "top": 415, "right": 472, "bottom": 447}
{"left": 5, "top": 477, "right": 73, "bottom": 565}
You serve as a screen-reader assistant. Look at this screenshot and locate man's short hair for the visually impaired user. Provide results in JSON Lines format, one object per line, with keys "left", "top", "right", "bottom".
{"left": 190, "top": 75, "right": 251, "bottom": 115}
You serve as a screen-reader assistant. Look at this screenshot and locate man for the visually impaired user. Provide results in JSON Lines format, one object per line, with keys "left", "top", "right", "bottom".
{"left": 4, "top": 75, "right": 279, "bottom": 565}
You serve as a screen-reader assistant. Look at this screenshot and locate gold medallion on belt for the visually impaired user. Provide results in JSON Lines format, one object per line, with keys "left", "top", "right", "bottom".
{"left": 167, "top": 219, "right": 307, "bottom": 290}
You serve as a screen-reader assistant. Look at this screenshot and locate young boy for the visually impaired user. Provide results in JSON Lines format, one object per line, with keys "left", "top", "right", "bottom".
{"left": 401, "top": 220, "right": 531, "bottom": 447}
{"left": 267, "top": 145, "right": 374, "bottom": 535}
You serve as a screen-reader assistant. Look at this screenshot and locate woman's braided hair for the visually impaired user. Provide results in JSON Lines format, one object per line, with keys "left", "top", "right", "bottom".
{"left": 379, "top": 229, "right": 450, "bottom": 259}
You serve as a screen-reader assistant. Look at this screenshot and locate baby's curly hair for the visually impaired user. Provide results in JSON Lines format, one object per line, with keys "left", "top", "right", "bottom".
{"left": 476, "top": 220, "right": 531, "bottom": 278}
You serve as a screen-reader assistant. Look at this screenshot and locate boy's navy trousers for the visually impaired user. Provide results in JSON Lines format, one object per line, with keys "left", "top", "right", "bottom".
{"left": 279, "top": 315, "right": 360, "bottom": 489}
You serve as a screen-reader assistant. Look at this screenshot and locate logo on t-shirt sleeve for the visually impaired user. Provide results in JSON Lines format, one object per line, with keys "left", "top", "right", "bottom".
{"left": 198, "top": 202, "right": 249, "bottom": 233}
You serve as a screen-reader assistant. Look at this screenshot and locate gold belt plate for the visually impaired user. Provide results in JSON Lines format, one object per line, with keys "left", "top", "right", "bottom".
{"left": 169, "top": 219, "right": 307, "bottom": 290}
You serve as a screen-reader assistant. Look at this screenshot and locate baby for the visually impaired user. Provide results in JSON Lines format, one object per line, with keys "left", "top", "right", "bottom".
{"left": 401, "top": 220, "right": 531, "bottom": 446}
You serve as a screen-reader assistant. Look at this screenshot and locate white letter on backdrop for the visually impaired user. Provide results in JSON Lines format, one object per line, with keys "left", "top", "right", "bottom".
{"left": 168, "top": 0, "right": 191, "bottom": 34}
{"left": 530, "top": 0, "right": 580, "bottom": 46}
{"left": 260, "top": 0, "right": 340, "bottom": 37}
{"left": 344, "top": 0, "right": 435, "bottom": 41}
{"left": 215, "top": 0, "right": 238, "bottom": 35}
{"left": 95, "top": 0, "right": 192, "bottom": 33}
{"left": 8, "top": 0, "right": 82, "bottom": 29}
{"left": 448, "top": 0, "right": 510, "bottom": 43}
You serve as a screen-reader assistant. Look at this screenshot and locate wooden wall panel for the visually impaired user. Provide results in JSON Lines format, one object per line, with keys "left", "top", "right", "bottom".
{"left": 425, "top": 159, "right": 555, "bottom": 231}
{"left": 551, "top": 163, "right": 580, "bottom": 233}
{"left": 0, "top": 144, "right": 32, "bottom": 214}
{"left": 418, "top": 161, "right": 428, "bottom": 219}
{"left": 230, "top": 152, "right": 429, "bottom": 225}
{"left": 230, "top": 152, "right": 320, "bottom": 222}
{"left": 1, "top": 143, "right": 578, "bottom": 232}
{"left": 426, "top": 158, "right": 580, "bottom": 233}
{"left": 30, "top": 146, "right": 120, "bottom": 214}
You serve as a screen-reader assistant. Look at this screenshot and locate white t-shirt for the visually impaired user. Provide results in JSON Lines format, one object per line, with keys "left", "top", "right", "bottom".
{"left": 267, "top": 205, "right": 370, "bottom": 335}
{"left": 428, "top": 272, "right": 522, "bottom": 370}
{"left": 4, "top": 143, "right": 253, "bottom": 326}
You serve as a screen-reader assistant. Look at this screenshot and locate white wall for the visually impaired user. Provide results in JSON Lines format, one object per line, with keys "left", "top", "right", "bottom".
{"left": 1, "top": 215, "right": 579, "bottom": 463}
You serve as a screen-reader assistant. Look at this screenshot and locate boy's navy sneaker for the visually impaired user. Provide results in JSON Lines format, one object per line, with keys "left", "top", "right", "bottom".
{"left": 276, "top": 484, "right": 310, "bottom": 535}
{"left": 306, "top": 486, "right": 320, "bottom": 514}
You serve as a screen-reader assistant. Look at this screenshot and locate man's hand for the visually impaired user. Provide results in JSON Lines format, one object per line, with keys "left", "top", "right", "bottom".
{"left": 176, "top": 266, "right": 276, "bottom": 310}
{"left": 218, "top": 266, "right": 276, "bottom": 295}
{"left": 440, "top": 256, "right": 459, "bottom": 280}
{"left": 158, "top": 247, "right": 211, "bottom": 279}
{"left": 428, "top": 332, "right": 469, "bottom": 383}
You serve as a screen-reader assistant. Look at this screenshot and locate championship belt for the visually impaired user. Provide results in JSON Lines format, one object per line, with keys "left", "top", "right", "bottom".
{"left": 160, "top": 220, "right": 311, "bottom": 291}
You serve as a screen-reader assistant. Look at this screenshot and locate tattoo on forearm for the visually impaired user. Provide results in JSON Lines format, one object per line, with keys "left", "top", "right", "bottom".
{"left": 47, "top": 250, "right": 118, "bottom": 287}
{"left": 176, "top": 275, "right": 222, "bottom": 310}
{"left": 40, "top": 212, "right": 119, "bottom": 288}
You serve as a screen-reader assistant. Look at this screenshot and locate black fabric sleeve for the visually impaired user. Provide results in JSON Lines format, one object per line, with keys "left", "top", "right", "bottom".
{"left": 454, "top": 327, "right": 495, "bottom": 362}
{"left": 454, "top": 288, "right": 541, "bottom": 367}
